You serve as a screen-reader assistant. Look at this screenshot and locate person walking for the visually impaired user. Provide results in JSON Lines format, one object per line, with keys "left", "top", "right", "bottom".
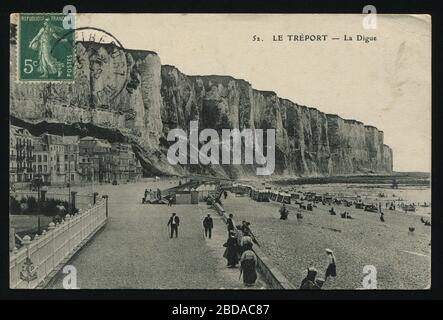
{"left": 324, "top": 248, "right": 337, "bottom": 280}
{"left": 203, "top": 214, "right": 213, "bottom": 239}
{"left": 240, "top": 242, "right": 258, "bottom": 287}
{"left": 167, "top": 213, "right": 180, "bottom": 238}
{"left": 223, "top": 230, "right": 239, "bottom": 268}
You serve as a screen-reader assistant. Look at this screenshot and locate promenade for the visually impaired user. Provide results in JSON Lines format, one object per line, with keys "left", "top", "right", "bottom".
{"left": 48, "top": 180, "right": 265, "bottom": 289}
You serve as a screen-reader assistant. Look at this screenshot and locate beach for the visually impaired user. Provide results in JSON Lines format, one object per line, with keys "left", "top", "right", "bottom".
{"left": 222, "top": 184, "right": 431, "bottom": 289}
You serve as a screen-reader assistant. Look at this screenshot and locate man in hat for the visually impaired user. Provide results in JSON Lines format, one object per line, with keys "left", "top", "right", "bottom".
{"left": 203, "top": 213, "right": 214, "bottom": 239}
{"left": 325, "top": 248, "right": 337, "bottom": 280}
{"left": 167, "top": 213, "right": 180, "bottom": 238}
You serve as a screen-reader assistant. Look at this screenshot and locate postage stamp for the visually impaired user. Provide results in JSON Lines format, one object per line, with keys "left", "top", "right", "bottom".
{"left": 17, "top": 13, "right": 75, "bottom": 82}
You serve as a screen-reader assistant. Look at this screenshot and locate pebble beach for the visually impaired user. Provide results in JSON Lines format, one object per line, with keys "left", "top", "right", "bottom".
{"left": 222, "top": 184, "right": 431, "bottom": 289}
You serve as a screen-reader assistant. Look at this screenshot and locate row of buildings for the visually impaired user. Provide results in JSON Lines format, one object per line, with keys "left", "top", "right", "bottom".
{"left": 10, "top": 125, "right": 143, "bottom": 185}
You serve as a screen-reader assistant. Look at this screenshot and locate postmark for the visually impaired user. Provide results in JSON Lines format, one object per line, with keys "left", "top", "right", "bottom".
{"left": 53, "top": 27, "right": 129, "bottom": 105}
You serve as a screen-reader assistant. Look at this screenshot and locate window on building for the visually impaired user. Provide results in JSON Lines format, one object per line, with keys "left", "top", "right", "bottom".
{"left": 71, "top": 154, "right": 74, "bottom": 161}
{"left": 38, "top": 155, "right": 42, "bottom": 162}
{"left": 38, "top": 165, "right": 42, "bottom": 173}
{"left": 71, "top": 174, "right": 74, "bottom": 181}
{"left": 44, "top": 165, "right": 47, "bottom": 173}
{"left": 65, "top": 164, "right": 68, "bottom": 171}
{"left": 43, "top": 155, "right": 47, "bottom": 162}
{"left": 65, "top": 154, "right": 68, "bottom": 161}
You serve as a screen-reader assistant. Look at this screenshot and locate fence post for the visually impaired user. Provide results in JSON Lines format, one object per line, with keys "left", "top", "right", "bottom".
{"left": 21, "top": 235, "right": 34, "bottom": 289}
{"left": 102, "top": 195, "right": 109, "bottom": 218}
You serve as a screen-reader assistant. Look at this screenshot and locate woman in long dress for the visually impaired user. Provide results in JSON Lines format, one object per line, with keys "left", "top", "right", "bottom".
{"left": 224, "top": 231, "right": 239, "bottom": 267}
{"left": 240, "top": 242, "right": 258, "bottom": 286}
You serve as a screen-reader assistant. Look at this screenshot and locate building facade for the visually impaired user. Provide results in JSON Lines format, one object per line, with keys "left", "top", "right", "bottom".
{"left": 10, "top": 126, "right": 143, "bottom": 186}
{"left": 10, "top": 125, "right": 34, "bottom": 183}
{"left": 111, "top": 142, "right": 142, "bottom": 182}
{"left": 32, "top": 136, "right": 50, "bottom": 183}
{"left": 62, "top": 136, "right": 80, "bottom": 184}
{"left": 41, "top": 133, "right": 66, "bottom": 185}
{"left": 79, "top": 136, "right": 113, "bottom": 183}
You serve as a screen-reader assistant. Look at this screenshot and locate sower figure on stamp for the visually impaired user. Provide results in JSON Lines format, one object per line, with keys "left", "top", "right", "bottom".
{"left": 203, "top": 214, "right": 213, "bottom": 239}
{"left": 167, "top": 213, "right": 180, "bottom": 238}
{"left": 29, "top": 18, "right": 66, "bottom": 78}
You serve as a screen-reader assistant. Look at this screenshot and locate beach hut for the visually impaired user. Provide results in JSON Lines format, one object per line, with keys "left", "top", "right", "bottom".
{"left": 195, "top": 183, "right": 218, "bottom": 202}
{"left": 256, "top": 189, "right": 270, "bottom": 202}
{"left": 270, "top": 191, "right": 278, "bottom": 201}
{"left": 277, "top": 192, "right": 291, "bottom": 204}
{"left": 291, "top": 193, "right": 301, "bottom": 200}
{"left": 174, "top": 188, "right": 199, "bottom": 204}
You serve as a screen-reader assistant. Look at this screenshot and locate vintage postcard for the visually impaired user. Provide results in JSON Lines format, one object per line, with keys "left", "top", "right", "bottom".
{"left": 9, "top": 13, "right": 431, "bottom": 291}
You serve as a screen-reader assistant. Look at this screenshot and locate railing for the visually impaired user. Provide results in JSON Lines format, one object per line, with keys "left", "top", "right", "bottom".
{"left": 9, "top": 197, "right": 108, "bottom": 289}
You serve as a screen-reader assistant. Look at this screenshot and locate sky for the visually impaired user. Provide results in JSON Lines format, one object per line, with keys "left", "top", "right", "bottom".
{"left": 77, "top": 14, "right": 431, "bottom": 172}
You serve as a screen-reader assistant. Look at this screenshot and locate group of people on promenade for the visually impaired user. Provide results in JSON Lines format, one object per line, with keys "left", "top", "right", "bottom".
{"left": 165, "top": 210, "right": 259, "bottom": 287}
{"left": 224, "top": 213, "right": 259, "bottom": 286}
{"left": 164, "top": 192, "right": 337, "bottom": 289}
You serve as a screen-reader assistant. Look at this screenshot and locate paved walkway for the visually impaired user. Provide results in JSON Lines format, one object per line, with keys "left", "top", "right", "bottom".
{"left": 48, "top": 181, "right": 265, "bottom": 289}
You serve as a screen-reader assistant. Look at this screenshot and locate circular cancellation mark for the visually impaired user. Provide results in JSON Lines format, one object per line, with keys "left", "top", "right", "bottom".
{"left": 52, "top": 26, "right": 129, "bottom": 102}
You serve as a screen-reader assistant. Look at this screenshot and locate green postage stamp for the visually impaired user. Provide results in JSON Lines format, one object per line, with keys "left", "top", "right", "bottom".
{"left": 17, "top": 13, "right": 75, "bottom": 82}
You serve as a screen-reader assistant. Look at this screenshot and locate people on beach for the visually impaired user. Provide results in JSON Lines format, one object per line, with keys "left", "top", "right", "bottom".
{"left": 279, "top": 203, "right": 289, "bottom": 220}
{"left": 167, "top": 212, "right": 180, "bottom": 238}
{"left": 240, "top": 242, "right": 258, "bottom": 286}
{"left": 296, "top": 211, "right": 303, "bottom": 222}
{"left": 329, "top": 207, "right": 336, "bottom": 215}
{"left": 224, "top": 191, "right": 228, "bottom": 199}
{"left": 324, "top": 248, "right": 337, "bottom": 280}
{"left": 223, "top": 230, "right": 240, "bottom": 267}
{"left": 203, "top": 214, "right": 213, "bottom": 239}
{"left": 300, "top": 267, "right": 324, "bottom": 289}
{"left": 340, "top": 211, "right": 353, "bottom": 219}
{"left": 167, "top": 196, "right": 173, "bottom": 207}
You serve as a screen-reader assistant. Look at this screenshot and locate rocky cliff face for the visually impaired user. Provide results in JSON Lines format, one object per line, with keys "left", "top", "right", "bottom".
{"left": 10, "top": 38, "right": 393, "bottom": 178}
